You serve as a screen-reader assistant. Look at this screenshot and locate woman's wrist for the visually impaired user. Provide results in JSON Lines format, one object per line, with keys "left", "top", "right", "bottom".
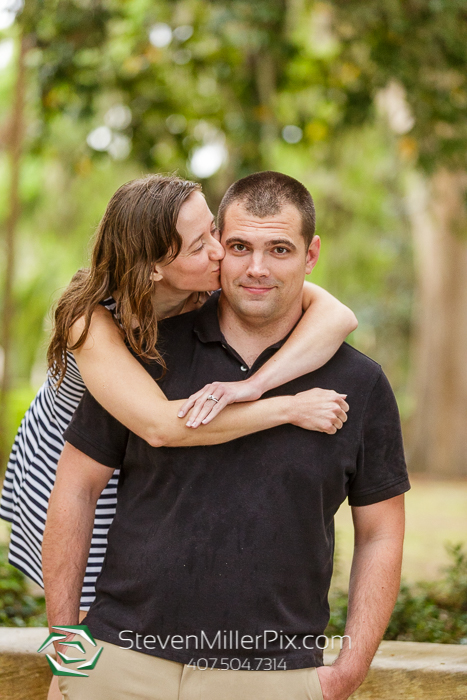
{"left": 244, "top": 371, "right": 270, "bottom": 398}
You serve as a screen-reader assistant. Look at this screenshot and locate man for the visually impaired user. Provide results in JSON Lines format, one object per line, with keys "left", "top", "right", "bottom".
{"left": 44, "top": 171, "right": 409, "bottom": 700}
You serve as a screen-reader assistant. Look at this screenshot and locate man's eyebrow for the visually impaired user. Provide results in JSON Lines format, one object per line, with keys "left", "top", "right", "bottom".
{"left": 268, "top": 238, "right": 297, "bottom": 250}
{"left": 224, "top": 236, "right": 297, "bottom": 250}
{"left": 224, "top": 236, "right": 251, "bottom": 247}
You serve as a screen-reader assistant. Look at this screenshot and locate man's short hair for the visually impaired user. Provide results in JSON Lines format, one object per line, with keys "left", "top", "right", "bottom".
{"left": 218, "top": 171, "right": 316, "bottom": 247}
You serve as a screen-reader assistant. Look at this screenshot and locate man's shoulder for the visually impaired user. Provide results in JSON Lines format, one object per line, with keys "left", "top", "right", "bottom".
{"left": 303, "top": 341, "right": 384, "bottom": 399}
{"left": 157, "top": 307, "right": 201, "bottom": 340}
{"left": 336, "top": 342, "right": 382, "bottom": 375}
{"left": 330, "top": 343, "right": 383, "bottom": 377}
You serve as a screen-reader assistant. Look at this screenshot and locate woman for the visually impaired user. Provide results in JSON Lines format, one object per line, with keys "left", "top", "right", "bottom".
{"left": 0, "top": 174, "right": 355, "bottom": 606}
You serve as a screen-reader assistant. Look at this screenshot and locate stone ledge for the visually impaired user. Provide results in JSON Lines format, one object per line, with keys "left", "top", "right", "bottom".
{"left": 0, "top": 628, "right": 52, "bottom": 700}
{"left": 325, "top": 641, "right": 467, "bottom": 700}
{"left": 325, "top": 639, "right": 467, "bottom": 674}
{"left": 0, "top": 627, "right": 48, "bottom": 655}
{"left": 0, "top": 631, "right": 466, "bottom": 700}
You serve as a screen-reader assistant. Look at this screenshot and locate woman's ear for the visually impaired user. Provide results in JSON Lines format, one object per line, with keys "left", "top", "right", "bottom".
{"left": 150, "top": 265, "right": 164, "bottom": 282}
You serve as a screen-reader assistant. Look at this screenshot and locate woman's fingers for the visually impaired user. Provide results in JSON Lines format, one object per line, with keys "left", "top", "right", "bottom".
{"left": 338, "top": 397, "right": 349, "bottom": 413}
{"left": 179, "top": 383, "right": 222, "bottom": 421}
{"left": 186, "top": 385, "right": 224, "bottom": 427}
{"left": 336, "top": 408, "right": 348, "bottom": 423}
{"left": 178, "top": 387, "right": 208, "bottom": 418}
{"left": 322, "top": 394, "right": 348, "bottom": 433}
{"left": 193, "top": 395, "right": 230, "bottom": 427}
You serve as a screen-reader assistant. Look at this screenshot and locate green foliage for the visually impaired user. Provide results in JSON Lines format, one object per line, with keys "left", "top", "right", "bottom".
{"left": 331, "top": 0, "right": 467, "bottom": 171}
{"left": 4, "top": 386, "right": 36, "bottom": 457}
{"left": 325, "top": 543, "right": 467, "bottom": 644}
{"left": 0, "top": 544, "right": 47, "bottom": 627}
{"left": 18, "top": 0, "right": 293, "bottom": 183}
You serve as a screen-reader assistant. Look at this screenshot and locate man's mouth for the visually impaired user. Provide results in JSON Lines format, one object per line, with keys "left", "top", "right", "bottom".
{"left": 240, "top": 286, "right": 275, "bottom": 295}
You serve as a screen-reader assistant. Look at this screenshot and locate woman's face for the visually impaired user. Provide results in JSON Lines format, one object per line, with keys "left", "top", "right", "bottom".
{"left": 156, "top": 191, "right": 224, "bottom": 292}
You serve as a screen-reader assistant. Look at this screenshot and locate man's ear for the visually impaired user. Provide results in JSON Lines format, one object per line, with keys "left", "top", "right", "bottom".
{"left": 305, "top": 236, "right": 320, "bottom": 275}
{"left": 150, "top": 264, "right": 164, "bottom": 282}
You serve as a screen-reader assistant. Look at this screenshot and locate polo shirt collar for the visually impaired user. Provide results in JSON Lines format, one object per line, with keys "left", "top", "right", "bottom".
{"left": 193, "top": 291, "right": 225, "bottom": 344}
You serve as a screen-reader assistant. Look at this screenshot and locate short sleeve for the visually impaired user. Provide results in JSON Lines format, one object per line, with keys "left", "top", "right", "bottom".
{"left": 63, "top": 390, "right": 129, "bottom": 469}
{"left": 348, "top": 371, "right": 410, "bottom": 507}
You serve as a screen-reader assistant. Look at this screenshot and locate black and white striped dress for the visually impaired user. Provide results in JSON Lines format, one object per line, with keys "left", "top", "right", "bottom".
{"left": 0, "top": 299, "right": 119, "bottom": 610}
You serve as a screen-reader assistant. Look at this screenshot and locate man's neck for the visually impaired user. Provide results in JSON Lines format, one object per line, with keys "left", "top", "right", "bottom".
{"left": 218, "top": 294, "right": 303, "bottom": 368}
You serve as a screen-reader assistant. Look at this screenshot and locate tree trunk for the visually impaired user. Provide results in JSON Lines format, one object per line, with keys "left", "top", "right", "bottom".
{"left": 406, "top": 168, "right": 467, "bottom": 477}
{"left": 0, "top": 34, "right": 27, "bottom": 471}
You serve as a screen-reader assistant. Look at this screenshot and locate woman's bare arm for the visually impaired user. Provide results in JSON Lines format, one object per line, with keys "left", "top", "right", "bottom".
{"left": 70, "top": 305, "right": 348, "bottom": 447}
{"left": 180, "top": 281, "right": 357, "bottom": 426}
{"left": 255, "top": 280, "right": 357, "bottom": 390}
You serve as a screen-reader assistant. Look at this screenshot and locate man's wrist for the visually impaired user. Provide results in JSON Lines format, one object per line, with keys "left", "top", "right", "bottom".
{"left": 331, "top": 654, "right": 370, "bottom": 692}
{"left": 281, "top": 395, "right": 298, "bottom": 425}
{"left": 46, "top": 603, "right": 80, "bottom": 634}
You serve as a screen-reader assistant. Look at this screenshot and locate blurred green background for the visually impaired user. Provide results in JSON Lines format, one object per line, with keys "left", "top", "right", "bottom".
{"left": 0, "top": 0, "right": 466, "bottom": 633}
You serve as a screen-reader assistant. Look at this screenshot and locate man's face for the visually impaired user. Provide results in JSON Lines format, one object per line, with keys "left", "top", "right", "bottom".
{"left": 220, "top": 201, "right": 320, "bottom": 324}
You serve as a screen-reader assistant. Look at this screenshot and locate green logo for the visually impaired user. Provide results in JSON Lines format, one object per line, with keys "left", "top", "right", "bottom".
{"left": 37, "top": 625, "right": 103, "bottom": 677}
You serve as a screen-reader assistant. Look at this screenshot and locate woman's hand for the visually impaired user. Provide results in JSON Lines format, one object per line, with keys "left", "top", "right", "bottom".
{"left": 178, "top": 380, "right": 264, "bottom": 428}
{"left": 287, "top": 388, "right": 349, "bottom": 434}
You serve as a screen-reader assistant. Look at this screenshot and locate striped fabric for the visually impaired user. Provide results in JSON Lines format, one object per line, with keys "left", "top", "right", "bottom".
{"left": 0, "top": 300, "right": 120, "bottom": 610}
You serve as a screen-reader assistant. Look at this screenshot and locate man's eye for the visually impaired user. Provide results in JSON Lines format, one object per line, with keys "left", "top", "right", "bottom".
{"left": 232, "top": 244, "right": 247, "bottom": 252}
{"left": 273, "top": 247, "right": 289, "bottom": 254}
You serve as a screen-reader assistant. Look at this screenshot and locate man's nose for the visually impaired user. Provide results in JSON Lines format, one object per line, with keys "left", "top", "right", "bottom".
{"left": 208, "top": 237, "right": 225, "bottom": 261}
{"left": 246, "top": 252, "right": 269, "bottom": 278}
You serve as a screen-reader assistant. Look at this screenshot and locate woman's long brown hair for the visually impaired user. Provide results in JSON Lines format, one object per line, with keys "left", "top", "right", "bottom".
{"left": 47, "top": 175, "right": 201, "bottom": 386}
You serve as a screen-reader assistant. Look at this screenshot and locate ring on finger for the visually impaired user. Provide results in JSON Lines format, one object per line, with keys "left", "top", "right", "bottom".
{"left": 206, "top": 395, "right": 220, "bottom": 403}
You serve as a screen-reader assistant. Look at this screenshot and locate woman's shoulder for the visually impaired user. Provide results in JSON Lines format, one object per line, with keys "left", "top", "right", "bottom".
{"left": 99, "top": 296, "right": 117, "bottom": 313}
{"left": 69, "top": 299, "right": 119, "bottom": 346}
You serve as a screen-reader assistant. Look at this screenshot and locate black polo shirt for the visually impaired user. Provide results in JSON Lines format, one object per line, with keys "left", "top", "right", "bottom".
{"left": 64, "top": 291, "right": 410, "bottom": 670}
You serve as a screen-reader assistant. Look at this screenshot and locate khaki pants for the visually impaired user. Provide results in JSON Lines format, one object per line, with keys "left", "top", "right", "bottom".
{"left": 59, "top": 639, "right": 324, "bottom": 700}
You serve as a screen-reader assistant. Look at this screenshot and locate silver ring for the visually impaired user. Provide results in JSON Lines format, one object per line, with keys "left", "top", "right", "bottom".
{"left": 207, "top": 395, "right": 220, "bottom": 403}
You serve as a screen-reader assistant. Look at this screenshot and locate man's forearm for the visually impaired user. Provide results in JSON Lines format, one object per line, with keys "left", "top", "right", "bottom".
{"left": 43, "top": 485, "right": 96, "bottom": 630}
{"left": 331, "top": 535, "right": 403, "bottom": 692}
{"left": 316, "top": 496, "right": 405, "bottom": 700}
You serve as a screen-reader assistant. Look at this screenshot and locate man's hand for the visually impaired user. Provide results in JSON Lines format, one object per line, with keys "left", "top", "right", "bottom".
{"left": 316, "top": 666, "right": 360, "bottom": 700}
{"left": 289, "top": 388, "right": 349, "bottom": 434}
{"left": 53, "top": 633, "right": 77, "bottom": 662}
